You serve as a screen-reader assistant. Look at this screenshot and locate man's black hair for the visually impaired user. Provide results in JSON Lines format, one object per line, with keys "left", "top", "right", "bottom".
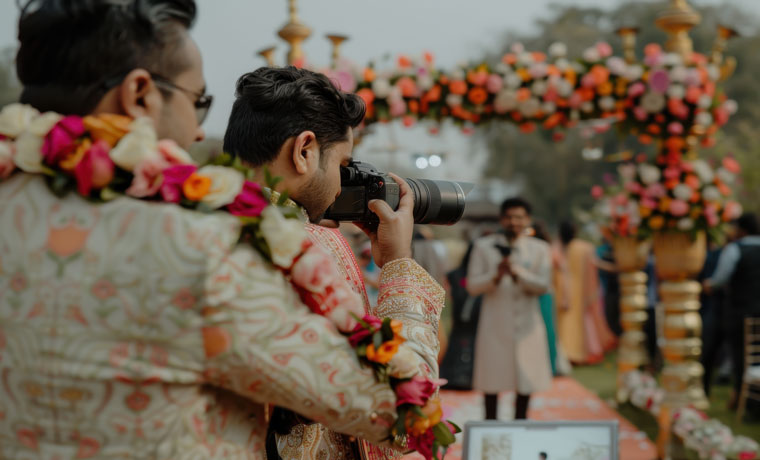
{"left": 539, "top": 453, "right": 548, "bottom": 460}
{"left": 559, "top": 220, "right": 576, "bottom": 246}
{"left": 223, "top": 66, "right": 366, "bottom": 167}
{"left": 736, "top": 212, "right": 760, "bottom": 236}
{"left": 500, "top": 196, "right": 532, "bottom": 216}
{"left": 16, "top": 0, "right": 197, "bottom": 114}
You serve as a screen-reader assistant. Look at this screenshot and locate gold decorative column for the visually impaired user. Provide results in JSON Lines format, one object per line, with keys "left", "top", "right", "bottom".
{"left": 652, "top": 231, "right": 709, "bottom": 457}
{"left": 616, "top": 27, "right": 639, "bottom": 64}
{"left": 257, "top": 47, "right": 277, "bottom": 67}
{"left": 655, "top": 0, "right": 701, "bottom": 61}
{"left": 326, "top": 34, "right": 348, "bottom": 68}
{"left": 278, "top": 0, "right": 312, "bottom": 66}
{"left": 613, "top": 237, "right": 651, "bottom": 403}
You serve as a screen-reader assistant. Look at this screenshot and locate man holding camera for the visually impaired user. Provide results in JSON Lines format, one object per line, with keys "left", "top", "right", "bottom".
{"left": 0, "top": 2, "right": 442, "bottom": 459}
{"left": 466, "top": 197, "right": 553, "bottom": 420}
{"left": 223, "top": 66, "right": 444, "bottom": 459}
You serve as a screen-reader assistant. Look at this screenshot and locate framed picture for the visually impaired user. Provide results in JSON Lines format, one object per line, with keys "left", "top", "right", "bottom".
{"left": 462, "top": 420, "right": 619, "bottom": 460}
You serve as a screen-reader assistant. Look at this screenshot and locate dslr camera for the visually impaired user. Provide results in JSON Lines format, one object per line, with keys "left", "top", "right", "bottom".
{"left": 324, "top": 161, "right": 468, "bottom": 227}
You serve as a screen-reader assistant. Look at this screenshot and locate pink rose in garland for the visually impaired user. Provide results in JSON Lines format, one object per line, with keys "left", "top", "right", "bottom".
{"left": 396, "top": 375, "right": 443, "bottom": 407}
{"left": 160, "top": 164, "right": 197, "bottom": 203}
{"left": 226, "top": 180, "right": 268, "bottom": 217}
{"left": 74, "top": 140, "right": 114, "bottom": 196}
{"left": 127, "top": 155, "right": 170, "bottom": 198}
{"left": 42, "top": 116, "right": 86, "bottom": 166}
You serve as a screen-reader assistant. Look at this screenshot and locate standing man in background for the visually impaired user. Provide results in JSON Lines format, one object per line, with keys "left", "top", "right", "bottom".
{"left": 704, "top": 212, "right": 760, "bottom": 409}
{"left": 466, "top": 197, "right": 553, "bottom": 420}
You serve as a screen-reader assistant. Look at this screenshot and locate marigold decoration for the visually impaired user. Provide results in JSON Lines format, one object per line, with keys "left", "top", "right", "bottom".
{"left": 0, "top": 103, "right": 459, "bottom": 460}
{"left": 592, "top": 154, "right": 742, "bottom": 241}
{"left": 346, "top": 41, "right": 735, "bottom": 163}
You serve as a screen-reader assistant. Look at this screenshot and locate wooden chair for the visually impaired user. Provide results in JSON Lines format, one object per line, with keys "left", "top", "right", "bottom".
{"left": 736, "top": 316, "right": 760, "bottom": 423}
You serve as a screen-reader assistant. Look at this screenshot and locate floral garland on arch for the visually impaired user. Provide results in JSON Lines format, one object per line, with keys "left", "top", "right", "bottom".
{"left": 0, "top": 103, "right": 459, "bottom": 460}
{"left": 326, "top": 41, "right": 736, "bottom": 153}
{"left": 590, "top": 154, "right": 742, "bottom": 241}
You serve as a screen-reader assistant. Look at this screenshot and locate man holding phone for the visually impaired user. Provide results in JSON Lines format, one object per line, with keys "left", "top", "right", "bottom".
{"left": 466, "top": 197, "right": 553, "bottom": 420}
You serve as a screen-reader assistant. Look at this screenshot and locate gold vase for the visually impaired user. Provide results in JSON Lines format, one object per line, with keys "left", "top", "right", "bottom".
{"left": 652, "top": 231, "right": 709, "bottom": 457}
{"left": 612, "top": 237, "right": 651, "bottom": 403}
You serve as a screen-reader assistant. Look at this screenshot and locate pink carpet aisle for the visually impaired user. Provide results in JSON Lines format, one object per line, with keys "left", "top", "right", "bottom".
{"left": 401, "top": 377, "right": 657, "bottom": 460}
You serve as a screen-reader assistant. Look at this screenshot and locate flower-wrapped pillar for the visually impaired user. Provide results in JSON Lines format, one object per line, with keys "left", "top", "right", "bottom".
{"left": 612, "top": 237, "right": 651, "bottom": 403}
{"left": 653, "top": 230, "right": 709, "bottom": 456}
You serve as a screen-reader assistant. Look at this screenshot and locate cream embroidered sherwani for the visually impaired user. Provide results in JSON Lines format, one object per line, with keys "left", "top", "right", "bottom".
{"left": 0, "top": 175, "right": 442, "bottom": 459}
{"left": 273, "top": 201, "right": 445, "bottom": 460}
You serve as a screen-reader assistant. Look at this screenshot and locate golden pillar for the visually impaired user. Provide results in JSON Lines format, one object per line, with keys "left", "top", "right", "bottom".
{"left": 326, "top": 34, "right": 348, "bottom": 68}
{"left": 616, "top": 27, "right": 639, "bottom": 64}
{"left": 655, "top": 0, "right": 701, "bottom": 61}
{"left": 613, "top": 237, "right": 651, "bottom": 403}
{"left": 278, "top": 0, "right": 312, "bottom": 66}
{"left": 652, "top": 231, "right": 709, "bottom": 458}
{"left": 257, "top": 47, "right": 277, "bottom": 67}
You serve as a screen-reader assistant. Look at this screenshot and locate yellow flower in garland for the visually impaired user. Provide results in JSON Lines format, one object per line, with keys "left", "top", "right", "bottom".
{"left": 59, "top": 138, "right": 91, "bottom": 172}
{"left": 405, "top": 398, "right": 443, "bottom": 436}
{"left": 182, "top": 173, "right": 212, "bottom": 201}
{"left": 639, "top": 206, "right": 652, "bottom": 218}
{"left": 649, "top": 215, "right": 665, "bottom": 231}
{"left": 366, "top": 340, "right": 401, "bottom": 364}
{"left": 83, "top": 114, "right": 132, "bottom": 147}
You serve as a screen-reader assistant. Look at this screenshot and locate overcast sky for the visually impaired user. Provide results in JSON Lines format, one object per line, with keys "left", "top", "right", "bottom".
{"left": 1, "top": 0, "right": 755, "bottom": 139}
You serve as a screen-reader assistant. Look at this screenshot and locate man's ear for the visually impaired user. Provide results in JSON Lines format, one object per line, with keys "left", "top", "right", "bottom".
{"left": 291, "top": 130, "right": 319, "bottom": 175}
{"left": 118, "top": 69, "right": 163, "bottom": 121}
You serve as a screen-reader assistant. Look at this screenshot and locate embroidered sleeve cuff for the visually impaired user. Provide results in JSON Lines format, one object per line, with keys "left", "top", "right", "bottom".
{"left": 377, "top": 258, "right": 445, "bottom": 316}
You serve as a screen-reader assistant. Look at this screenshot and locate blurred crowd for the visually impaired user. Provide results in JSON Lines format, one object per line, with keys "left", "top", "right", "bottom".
{"left": 343, "top": 197, "right": 760, "bottom": 421}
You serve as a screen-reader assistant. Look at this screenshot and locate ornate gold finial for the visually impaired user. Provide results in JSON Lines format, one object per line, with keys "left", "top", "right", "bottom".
{"left": 326, "top": 34, "right": 348, "bottom": 68}
{"left": 257, "top": 47, "right": 277, "bottom": 67}
{"left": 277, "top": 0, "right": 311, "bottom": 66}
{"left": 655, "top": 0, "right": 701, "bottom": 61}
{"left": 616, "top": 27, "right": 640, "bottom": 63}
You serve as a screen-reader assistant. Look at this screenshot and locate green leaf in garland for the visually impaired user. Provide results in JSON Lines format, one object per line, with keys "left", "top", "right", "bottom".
{"left": 393, "top": 406, "right": 408, "bottom": 436}
{"left": 448, "top": 420, "right": 462, "bottom": 434}
{"left": 48, "top": 172, "right": 74, "bottom": 198}
{"left": 277, "top": 190, "right": 290, "bottom": 206}
{"left": 411, "top": 405, "right": 425, "bottom": 417}
{"left": 432, "top": 421, "right": 456, "bottom": 446}
{"left": 381, "top": 318, "right": 394, "bottom": 341}
{"left": 100, "top": 187, "right": 119, "bottom": 201}
{"left": 372, "top": 331, "right": 384, "bottom": 350}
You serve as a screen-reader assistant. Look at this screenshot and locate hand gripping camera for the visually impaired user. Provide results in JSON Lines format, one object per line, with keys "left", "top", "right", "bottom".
{"left": 323, "top": 161, "right": 470, "bottom": 227}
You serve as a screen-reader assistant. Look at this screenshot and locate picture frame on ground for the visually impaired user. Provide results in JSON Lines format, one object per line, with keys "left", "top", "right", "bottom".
{"left": 462, "top": 420, "right": 619, "bottom": 460}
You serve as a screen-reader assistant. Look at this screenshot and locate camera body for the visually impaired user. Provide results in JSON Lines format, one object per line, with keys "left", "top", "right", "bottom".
{"left": 323, "top": 161, "right": 399, "bottom": 225}
{"left": 323, "top": 160, "right": 468, "bottom": 227}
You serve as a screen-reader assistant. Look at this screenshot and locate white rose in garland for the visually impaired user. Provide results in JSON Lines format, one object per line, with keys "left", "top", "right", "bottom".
{"left": 638, "top": 163, "right": 661, "bottom": 185}
{"left": 389, "top": 344, "right": 420, "bottom": 379}
{"left": 260, "top": 206, "right": 308, "bottom": 268}
{"left": 0, "top": 103, "right": 39, "bottom": 137}
{"left": 703, "top": 185, "right": 721, "bottom": 202}
{"left": 677, "top": 218, "right": 695, "bottom": 231}
{"left": 197, "top": 165, "right": 245, "bottom": 209}
{"left": 14, "top": 112, "right": 63, "bottom": 173}
{"left": 691, "top": 159, "right": 714, "bottom": 183}
{"left": 109, "top": 117, "right": 159, "bottom": 170}
{"left": 0, "top": 140, "right": 14, "bottom": 179}
{"left": 673, "top": 183, "right": 694, "bottom": 201}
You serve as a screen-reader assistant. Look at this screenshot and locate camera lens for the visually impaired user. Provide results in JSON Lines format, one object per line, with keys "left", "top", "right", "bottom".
{"left": 406, "top": 178, "right": 467, "bottom": 225}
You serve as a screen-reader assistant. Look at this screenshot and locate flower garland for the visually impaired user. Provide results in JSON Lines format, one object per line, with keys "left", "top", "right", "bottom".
{"left": 620, "top": 371, "right": 759, "bottom": 460}
{"left": 0, "top": 103, "right": 459, "bottom": 460}
{"left": 321, "top": 41, "right": 736, "bottom": 154}
{"left": 591, "top": 154, "right": 742, "bottom": 241}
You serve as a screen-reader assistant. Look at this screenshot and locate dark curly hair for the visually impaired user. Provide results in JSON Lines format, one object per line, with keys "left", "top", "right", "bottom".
{"left": 16, "top": 0, "right": 197, "bottom": 114}
{"left": 223, "top": 66, "right": 366, "bottom": 166}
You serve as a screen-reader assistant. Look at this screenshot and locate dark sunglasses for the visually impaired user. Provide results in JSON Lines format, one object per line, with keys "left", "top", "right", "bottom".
{"left": 101, "top": 73, "right": 213, "bottom": 125}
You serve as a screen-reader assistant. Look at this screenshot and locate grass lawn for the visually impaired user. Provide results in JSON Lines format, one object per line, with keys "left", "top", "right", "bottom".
{"left": 572, "top": 351, "right": 760, "bottom": 442}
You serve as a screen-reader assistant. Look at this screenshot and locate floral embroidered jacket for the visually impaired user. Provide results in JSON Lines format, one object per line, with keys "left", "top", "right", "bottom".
{"left": 275, "top": 224, "right": 444, "bottom": 460}
{"left": 0, "top": 174, "right": 444, "bottom": 459}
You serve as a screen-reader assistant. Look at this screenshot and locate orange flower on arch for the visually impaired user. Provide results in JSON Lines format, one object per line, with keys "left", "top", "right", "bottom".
{"left": 467, "top": 87, "right": 488, "bottom": 105}
{"left": 448, "top": 80, "right": 468, "bottom": 96}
